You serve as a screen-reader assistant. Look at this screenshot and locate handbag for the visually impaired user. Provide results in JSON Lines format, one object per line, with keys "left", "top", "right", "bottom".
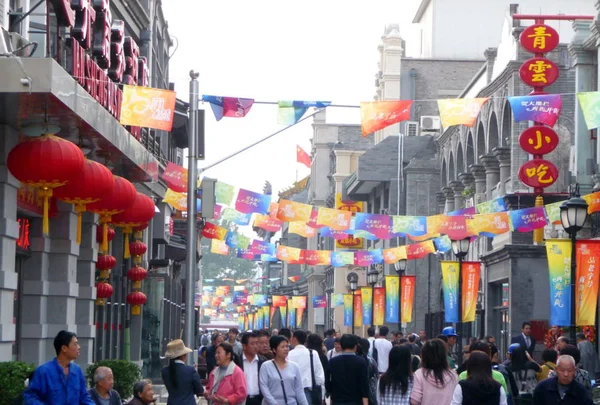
{"left": 372, "top": 340, "right": 379, "bottom": 364}
{"left": 272, "top": 361, "right": 289, "bottom": 405}
{"left": 309, "top": 349, "right": 323, "bottom": 404}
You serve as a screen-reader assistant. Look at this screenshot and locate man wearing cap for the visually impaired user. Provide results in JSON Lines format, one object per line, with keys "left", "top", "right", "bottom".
{"left": 511, "top": 321, "right": 536, "bottom": 357}
{"left": 161, "top": 339, "right": 204, "bottom": 405}
{"left": 442, "top": 326, "right": 458, "bottom": 369}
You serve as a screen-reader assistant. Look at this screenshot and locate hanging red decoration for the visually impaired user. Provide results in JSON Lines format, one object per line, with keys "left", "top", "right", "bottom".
{"left": 96, "top": 226, "right": 116, "bottom": 244}
{"left": 87, "top": 176, "right": 136, "bottom": 254}
{"left": 127, "top": 266, "right": 148, "bottom": 289}
{"left": 96, "top": 282, "right": 114, "bottom": 305}
{"left": 7, "top": 134, "right": 85, "bottom": 235}
{"left": 129, "top": 241, "right": 147, "bottom": 256}
{"left": 127, "top": 291, "right": 147, "bottom": 315}
{"left": 96, "top": 254, "right": 117, "bottom": 279}
{"left": 111, "top": 192, "right": 155, "bottom": 258}
{"left": 54, "top": 160, "right": 115, "bottom": 245}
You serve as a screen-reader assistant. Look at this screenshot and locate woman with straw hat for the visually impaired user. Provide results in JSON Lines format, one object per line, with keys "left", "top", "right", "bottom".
{"left": 205, "top": 342, "right": 248, "bottom": 405}
{"left": 161, "top": 339, "right": 204, "bottom": 405}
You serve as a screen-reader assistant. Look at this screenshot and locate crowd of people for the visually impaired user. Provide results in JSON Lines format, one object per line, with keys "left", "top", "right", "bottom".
{"left": 17, "top": 321, "right": 600, "bottom": 405}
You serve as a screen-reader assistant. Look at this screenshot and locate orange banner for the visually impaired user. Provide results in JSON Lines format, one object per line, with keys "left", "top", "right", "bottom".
{"left": 383, "top": 246, "right": 407, "bottom": 264}
{"left": 120, "top": 85, "right": 177, "bottom": 131}
{"left": 316, "top": 207, "right": 352, "bottom": 231}
{"left": 277, "top": 199, "right": 312, "bottom": 223}
{"left": 276, "top": 245, "right": 302, "bottom": 262}
{"left": 576, "top": 241, "right": 600, "bottom": 326}
{"left": 437, "top": 98, "right": 489, "bottom": 128}
{"left": 360, "top": 100, "right": 413, "bottom": 136}
{"left": 462, "top": 262, "right": 481, "bottom": 323}
{"left": 401, "top": 276, "right": 415, "bottom": 323}
{"left": 292, "top": 296, "right": 307, "bottom": 309}
{"left": 210, "top": 239, "right": 229, "bottom": 255}
{"left": 289, "top": 221, "right": 317, "bottom": 238}
{"left": 272, "top": 295, "right": 287, "bottom": 307}
{"left": 583, "top": 191, "right": 600, "bottom": 214}
{"left": 469, "top": 212, "right": 510, "bottom": 236}
{"left": 373, "top": 287, "right": 385, "bottom": 325}
{"left": 354, "top": 290, "right": 363, "bottom": 327}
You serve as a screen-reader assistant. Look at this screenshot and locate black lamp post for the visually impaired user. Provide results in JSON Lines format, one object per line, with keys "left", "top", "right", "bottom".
{"left": 560, "top": 186, "right": 589, "bottom": 344}
{"left": 451, "top": 237, "right": 471, "bottom": 348}
{"left": 367, "top": 266, "right": 379, "bottom": 327}
{"left": 394, "top": 259, "right": 407, "bottom": 331}
{"left": 347, "top": 272, "right": 359, "bottom": 334}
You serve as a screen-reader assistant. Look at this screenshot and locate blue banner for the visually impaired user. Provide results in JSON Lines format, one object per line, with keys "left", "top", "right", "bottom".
{"left": 441, "top": 262, "right": 459, "bottom": 323}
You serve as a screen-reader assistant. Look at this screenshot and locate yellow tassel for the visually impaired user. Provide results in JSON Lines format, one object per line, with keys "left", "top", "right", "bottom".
{"left": 533, "top": 195, "right": 544, "bottom": 245}
{"left": 39, "top": 188, "right": 52, "bottom": 236}
{"left": 124, "top": 230, "right": 131, "bottom": 259}
{"left": 99, "top": 270, "right": 110, "bottom": 279}
{"left": 133, "top": 280, "right": 141, "bottom": 289}
{"left": 132, "top": 305, "right": 140, "bottom": 315}
{"left": 75, "top": 204, "right": 85, "bottom": 245}
{"left": 134, "top": 230, "right": 143, "bottom": 240}
{"left": 102, "top": 219, "right": 109, "bottom": 254}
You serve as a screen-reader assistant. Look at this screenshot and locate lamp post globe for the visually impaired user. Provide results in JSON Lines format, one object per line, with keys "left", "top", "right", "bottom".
{"left": 394, "top": 259, "right": 407, "bottom": 275}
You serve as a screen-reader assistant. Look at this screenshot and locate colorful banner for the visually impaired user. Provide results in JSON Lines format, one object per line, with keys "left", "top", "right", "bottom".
{"left": 400, "top": 276, "right": 416, "bottom": 324}
{"left": 343, "top": 294, "right": 353, "bottom": 326}
{"left": 385, "top": 275, "right": 400, "bottom": 323}
{"left": 254, "top": 294, "right": 267, "bottom": 307}
{"left": 202, "top": 222, "right": 228, "bottom": 241}
{"left": 441, "top": 261, "right": 459, "bottom": 323}
{"left": 373, "top": 287, "right": 385, "bottom": 325}
{"left": 576, "top": 92, "right": 600, "bottom": 130}
{"left": 335, "top": 194, "right": 364, "bottom": 249}
{"left": 278, "top": 100, "right": 331, "bottom": 125}
{"left": 235, "top": 189, "right": 271, "bottom": 215}
{"left": 202, "top": 95, "right": 254, "bottom": 121}
{"left": 270, "top": 306, "right": 277, "bottom": 326}
{"left": 360, "top": 100, "right": 413, "bottom": 136}
{"left": 322, "top": 227, "right": 351, "bottom": 241}
{"left": 280, "top": 305, "right": 288, "bottom": 327}
{"left": 354, "top": 291, "right": 363, "bottom": 327}
{"left": 312, "top": 295, "right": 327, "bottom": 308}
{"left": 120, "top": 85, "right": 176, "bottom": 131}
{"left": 406, "top": 240, "right": 436, "bottom": 260}
{"left": 292, "top": 296, "right": 307, "bottom": 309}
{"left": 288, "top": 276, "right": 301, "bottom": 283}
{"left": 244, "top": 314, "right": 249, "bottom": 330}
{"left": 296, "top": 308, "right": 304, "bottom": 328}
{"left": 288, "top": 300, "right": 296, "bottom": 327}
{"left": 476, "top": 197, "right": 508, "bottom": 214}
{"left": 316, "top": 207, "right": 352, "bottom": 230}
{"left": 354, "top": 213, "right": 391, "bottom": 239}
{"left": 296, "top": 145, "right": 312, "bottom": 168}
{"left": 354, "top": 250, "right": 384, "bottom": 266}
{"left": 289, "top": 221, "right": 317, "bottom": 238}
{"left": 361, "top": 287, "right": 373, "bottom": 326}
{"left": 226, "top": 232, "right": 251, "bottom": 250}
{"left": 276, "top": 245, "right": 302, "bottom": 262}
{"left": 434, "top": 235, "right": 452, "bottom": 253}
{"left": 250, "top": 239, "right": 276, "bottom": 255}
{"left": 545, "top": 201, "right": 562, "bottom": 224}
{"left": 509, "top": 206, "right": 548, "bottom": 232}
{"left": 508, "top": 94, "right": 562, "bottom": 127}
{"left": 462, "top": 262, "right": 481, "bottom": 323}
{"left": 163, "top": 188, "right": 187, "bottom": 211}
{"left": 264, "top": 306, "right": 270, "bottom": 329}
{"left": 162, "top": 162, "right": 188, "bottom": 193}
{"left": 392, "top": 215, "right": 428, "bottom": 237}
{"left": 237, "top": 249, "right": 255, "bottom": 260}
{"left": 256, "top": 310, "right": 264, "bottom": 329}
{"left": 254, "top": 214, "right": 283, "bottom": 232}
{"left": 470, "top": 212, "right": 510, "bottom": 237}
{"left": 437, "top": 98, "right": 489, "bottom": 128}
{"left": 221, "top": 208, "right": 252, "bottom": 226}
{"left": 272, "top": 295, "right": 287, "bottom": 307}
{"left": 210, "top": 239, "right": 229, "bottom": 255}
{"left": 331, "top": 251, "right": 356, "bottom": 267}
{"left": 332, "top": 293, "right": 344, "bottom": 308}
{"left": 576, "top": 241, "right": 600, "bottom": 326}
{"left": 233, "top": 291, "right": 248, "bottom": 305}
{"left": 277, "top": 199, "right": 313, "bottom": 223}
{"left": 546, "top": 239, "right": 572, "bottom": 326}
{"left": 215, "top": 182, "right": 236, "bottom": 205}
{"left": 583, "top": 191, "right": 600, "bottom": 214}
{"left": 287, "top": 250, "right": 306, "bottom": 265}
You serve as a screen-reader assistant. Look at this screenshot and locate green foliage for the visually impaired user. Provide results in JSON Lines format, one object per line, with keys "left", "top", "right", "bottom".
{"left": 86, "top": 359, "right": 142, "bottom": 399}
{"left": 0, "top": 361, "right": 35, "bottom": 405}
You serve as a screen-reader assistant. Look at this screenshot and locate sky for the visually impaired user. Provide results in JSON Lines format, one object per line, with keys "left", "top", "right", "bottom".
{"left": 162, "top": 0, "right": 421, "bottom": 196}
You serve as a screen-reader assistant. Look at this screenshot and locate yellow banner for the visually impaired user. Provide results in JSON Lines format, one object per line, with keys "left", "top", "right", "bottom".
{"left": 335, "top": 193, "right": 364, "bottom": 249}
{"left": 163, "top": 188, "right": 187, "bottom": 211}
{"left": 289, "top": 221, "right": 317, "bottom": 238}
{"left": 120, "top": 85, "right": 177, "bottom": 131}
{"left": 277, "top": 200, "right": 312, "bottom": 223}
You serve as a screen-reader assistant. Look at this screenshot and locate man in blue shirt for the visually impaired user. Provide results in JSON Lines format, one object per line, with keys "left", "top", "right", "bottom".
{"left": 24, "top": 330, "right": 95, "bottom": 405}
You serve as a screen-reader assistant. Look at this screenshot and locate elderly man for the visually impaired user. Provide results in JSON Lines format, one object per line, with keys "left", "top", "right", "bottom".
{"left": 127, "top": 380, "right": 156, "bottom": 405}
{"left": 88, "top": 367, "right": 121, "bottom": 405}
{"left": 533, "top": 355, "right": 593, "bottom": 405}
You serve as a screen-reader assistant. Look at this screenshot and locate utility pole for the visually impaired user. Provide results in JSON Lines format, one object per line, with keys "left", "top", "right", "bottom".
{"left": 185, "top": 70, "right": 199, "bottom": 361}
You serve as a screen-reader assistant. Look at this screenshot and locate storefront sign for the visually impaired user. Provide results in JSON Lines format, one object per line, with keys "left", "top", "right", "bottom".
{"left": 518, "top": 159, "right": 559, "bottom": 188}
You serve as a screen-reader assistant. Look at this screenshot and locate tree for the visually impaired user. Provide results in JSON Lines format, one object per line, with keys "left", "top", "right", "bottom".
{"left": 201, "top": 219, "right": 258, "bottom": 281}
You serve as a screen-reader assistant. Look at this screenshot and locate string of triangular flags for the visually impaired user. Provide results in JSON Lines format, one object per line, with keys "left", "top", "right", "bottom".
{"left": 197, "top": 92, "right": 600, "bottom": 136}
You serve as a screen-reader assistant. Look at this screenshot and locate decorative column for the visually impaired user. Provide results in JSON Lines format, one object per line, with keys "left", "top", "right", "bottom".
{"left": 442, "top": 187, "right": 455, "bottom": 213}
{"left": 436, "top": 191, "right": 446, "bottom": 214}
{"left": 469, "top": 164, "right": 487, "bottom": 196}
{"left": 449, "top": 181, "right": 465, "bottom": 211}
{"left": 493, "top": 147, "right": 511, "bottom": 196}
{"left": 0, "top": 125, "right": 19, "bottom": 360}
{"left": 480, "top": 155, "right": 500, "bottom": 201}
{"left": 459, "top": 173, "right": 475, "bottom": 206}
{"left": 570, "top": 20, "right": 596, "bottom": 195}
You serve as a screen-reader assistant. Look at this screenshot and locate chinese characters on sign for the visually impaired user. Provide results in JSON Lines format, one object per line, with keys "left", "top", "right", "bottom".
{"left": 518, "top": 126, "right": 560, "bottom": 155}
{"left": 519, "top": 58, "right": 559, "bottom": 89}
{"left": 518, "top": 159, "right": 559, "bottom": 188}
{"left": 519, "top": 24, "right": 559, "bottom": 54}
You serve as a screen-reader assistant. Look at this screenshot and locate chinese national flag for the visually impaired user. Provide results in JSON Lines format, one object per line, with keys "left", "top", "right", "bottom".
{"left": 296, "top": 145, "right": 311, "bottom": 168}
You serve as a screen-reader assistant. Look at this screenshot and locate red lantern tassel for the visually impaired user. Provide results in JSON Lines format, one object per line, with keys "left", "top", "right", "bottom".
{"left": 101, "top": 217, "right": 110, "bottom": 254}
{"left": 39, "top": 188, "right": 52, "bottom": 236}
{"left": 124, "top": 228, "right": 131, "bottom": 259}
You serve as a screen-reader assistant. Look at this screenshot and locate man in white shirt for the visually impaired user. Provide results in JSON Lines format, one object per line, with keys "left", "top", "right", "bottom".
{"left": 288, "top": 330, "right": 325, "bottom": 405}
{"left": 373, "top": 326, "right": 393, "bottom": 374}
{"left": 234, "top": 332, "right": 266, "bottom": 405}
{"left": 367, "top": 326, "right": 376, "bottom": 358}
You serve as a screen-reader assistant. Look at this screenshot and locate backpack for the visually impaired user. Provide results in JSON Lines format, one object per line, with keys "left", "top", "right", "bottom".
{"left": 372, "top": 340, "right": 378, "bottom": 364}
{"left": 201, "top": 334, "right": 209, "bottom": 346}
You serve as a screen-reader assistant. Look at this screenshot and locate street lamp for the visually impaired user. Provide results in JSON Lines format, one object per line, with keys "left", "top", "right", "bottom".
{"left": 560, "top": 186, "right": 589, "bottom": 343}
{"left": 451, "top": 237, "right": 471, "bottom": 348}
{"left": 367, "top": 266, "right": 379, "bottom": 327}
{"left": 394, "top": 259, "right": 407, "bottom": 331}
{"left": 347, "top": 272, "right": 359, "bottom": 334}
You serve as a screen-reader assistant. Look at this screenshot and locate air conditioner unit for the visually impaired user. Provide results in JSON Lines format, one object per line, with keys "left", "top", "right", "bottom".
{"left": 405, "top": 121, "right": 418, "bottom": 136}
{"left": 420, "top": 116, "right": 441, "bottom": 131}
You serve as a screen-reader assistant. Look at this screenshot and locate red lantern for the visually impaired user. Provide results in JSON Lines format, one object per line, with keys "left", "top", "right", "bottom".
{"left": 7, "top": 134, "right": 85, "bottom": 235}
{"left": 96, "top": 226, "right": 116, "bottom": 244}
{"left": 127, "top": 291, "right": 147, "bottom": 315}
{"left": 96, "top": 254, "right": 117, "bottom": 279}
{"left": 127, "top": 266, "right": 148, "bottom": 289}
{"left": 95, "top": 282, "right": 114, "bottom": 306}
{"left": 53, "top": 160, "right": 114, "bottom": 244}
{"left": 88, "top": 176, "right": 136, "bottom": 253}
{"left": 111, "top": 192, "right": 155, "bottom": 258}
{"left": 129, "top": 241, "right": 147, "bottom": 256}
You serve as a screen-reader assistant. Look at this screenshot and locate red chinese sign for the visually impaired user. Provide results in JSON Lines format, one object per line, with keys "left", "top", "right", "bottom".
{"left": 520, "top": 24, "right": 559, "bottom": 54}
{"left": 17, "top": 218, "right": 31, "bottom": 250}
{"left": 518, "top": 159, "right": 559, "bottom": 188}
{"left": 519, "top": 58, "right": 559, "bottom": 88}
{"left": 518, "top": 126, "right": 559, "bottom": 155}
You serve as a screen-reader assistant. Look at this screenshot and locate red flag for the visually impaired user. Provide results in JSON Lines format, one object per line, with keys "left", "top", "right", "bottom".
{"left": 288, "top": 276, "right": 301, "bottom": 283}
{"left": 296, "top": 145, "right": 311, "bottom": 168}
{"left": 360, "top": 100, "right": 413, "bottom": 136}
